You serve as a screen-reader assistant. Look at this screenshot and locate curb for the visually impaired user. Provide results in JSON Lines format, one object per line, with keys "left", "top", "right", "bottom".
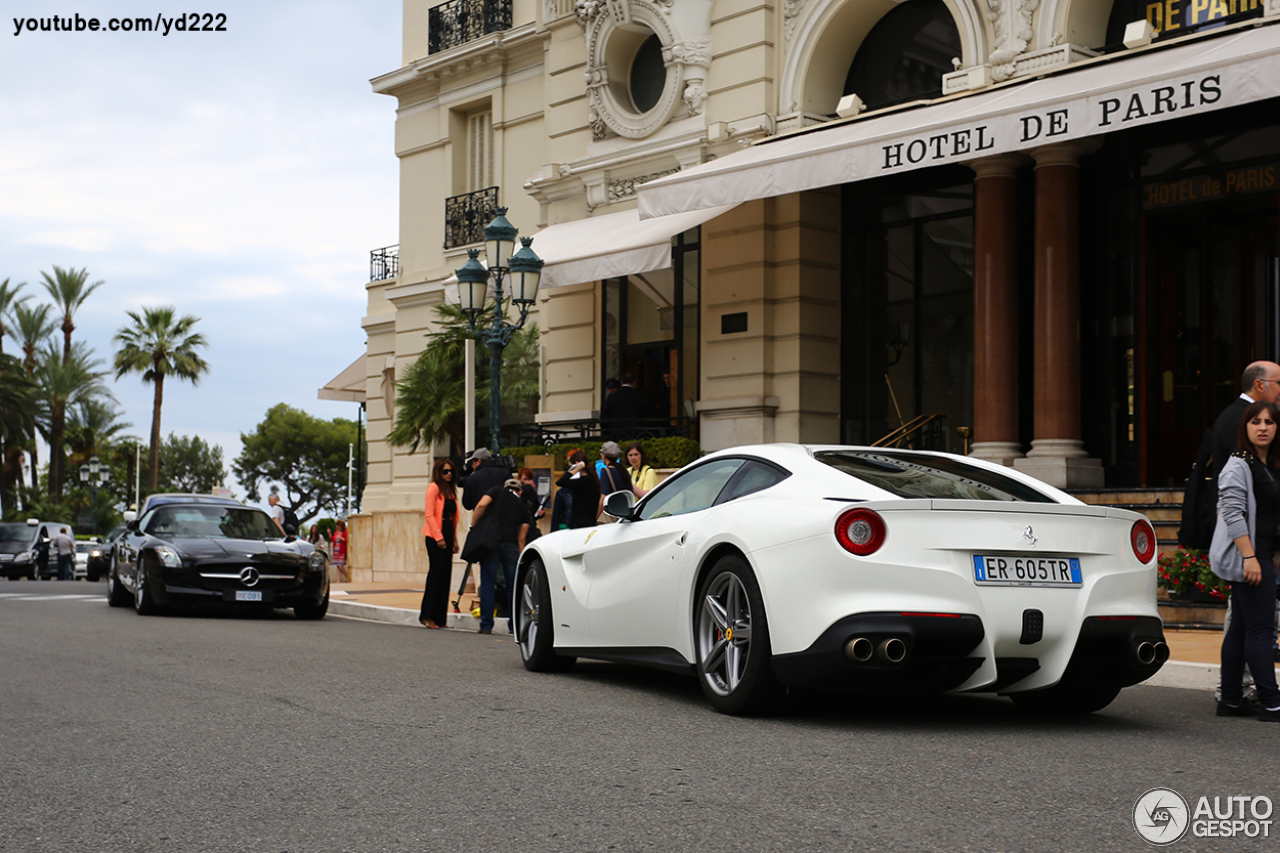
{"left": 329, "top": 598, "right": 512, "bottom": 634}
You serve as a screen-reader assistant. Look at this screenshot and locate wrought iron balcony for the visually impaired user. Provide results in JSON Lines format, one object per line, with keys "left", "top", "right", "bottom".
{"left": 428, "top": 0, "right": 512, "bottom": 55}
{"left": 444, "top": 187, "right": 499, "bottom": 249}
{"left": 370, "top": 245, "right": 399, "bottom": 282}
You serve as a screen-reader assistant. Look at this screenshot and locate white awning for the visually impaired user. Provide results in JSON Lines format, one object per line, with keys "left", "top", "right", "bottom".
{"left": 317, "top": 356, "right": 366, "bottom": 404}
{"left": 533, "top": 203, "right": 737, "bottom": 287}
{"left": 638, "top": 24, "right": 1280, "bottom": 219}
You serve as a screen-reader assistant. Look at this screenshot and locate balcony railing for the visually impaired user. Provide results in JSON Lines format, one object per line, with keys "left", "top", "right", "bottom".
{"left": 428, "top": 0, "right": 512, "bottom": 55}
{"left": 370, "top": 245, "right": 399, "bottom": 282}
{"left": 444, "top": 187, "right": 499, "bottom": 249}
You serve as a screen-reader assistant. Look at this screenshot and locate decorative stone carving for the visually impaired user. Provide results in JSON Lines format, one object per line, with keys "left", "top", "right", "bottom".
{"left": 669, "top": 38, "right": 712, "bottom": 67}
{"left": 590, "top": 109, "right": 609, "bottom": 140}
{"left": 607, "top": 168, "right": 679, "bottom": 201}
{"left": 784, "top": 0, "right": 809, "bottom": 43}
{"left": 987, "top": 0, "right": 1039, "bottom": 82}
{"left": 574, "top": 0, "right": 601, "bottom": 27}
{"left": 682, "top": 81, "right": 707, "bottom": 115}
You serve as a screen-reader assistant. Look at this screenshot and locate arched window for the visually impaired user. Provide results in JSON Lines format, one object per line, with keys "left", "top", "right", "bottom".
{"left": 844, "top": 0, "right": 962, "bottom": 112}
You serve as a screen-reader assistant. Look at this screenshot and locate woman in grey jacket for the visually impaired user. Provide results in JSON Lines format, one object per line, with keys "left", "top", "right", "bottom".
{"left": 1209, "top": 400, "right": 1280, "bottom": 720}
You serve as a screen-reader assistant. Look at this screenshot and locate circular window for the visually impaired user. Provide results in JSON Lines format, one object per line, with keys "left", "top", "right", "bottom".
{"left": 629, "top": 34, "right": 666, "bottom": 114}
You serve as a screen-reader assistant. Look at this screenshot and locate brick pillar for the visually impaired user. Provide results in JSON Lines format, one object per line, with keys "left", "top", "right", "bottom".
{"left": 969, "top": 155, "right": 1023, "bottom": 467}
{"left": 1012, "top": 143, "right": 1104, "bottom": 489}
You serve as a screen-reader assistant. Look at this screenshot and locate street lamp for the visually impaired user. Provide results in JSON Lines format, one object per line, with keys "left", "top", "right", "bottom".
{"left": 456, "top": 207, "right": 544, "bottom": 455}
{"left": 79, "top": 456, "right": 107, "bottom": 535}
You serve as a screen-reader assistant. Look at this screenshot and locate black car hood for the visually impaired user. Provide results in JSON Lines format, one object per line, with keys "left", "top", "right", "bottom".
{"left": 169, "top": 538, "right": 307, "bottom": 566}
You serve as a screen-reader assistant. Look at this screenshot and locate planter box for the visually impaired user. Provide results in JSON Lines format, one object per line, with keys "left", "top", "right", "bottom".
{"left": 1158, "top": 599, "right": 1227, "bottom": 629}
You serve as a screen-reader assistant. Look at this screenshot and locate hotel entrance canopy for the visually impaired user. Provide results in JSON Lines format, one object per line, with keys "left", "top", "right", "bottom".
{"left": 638, "top": 23, "right": 1280, "bottom": 219}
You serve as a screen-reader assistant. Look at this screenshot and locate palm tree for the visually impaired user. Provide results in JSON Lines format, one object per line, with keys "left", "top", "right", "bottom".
{"left": 388, "top": 303, "right": 540, "bottom": 453}
{"left": 113, "top": 307, "right": 210, "bottom": 491}
{"left": 12, "top": 301, "right": 55, "bottom": 377}
{"left": 34, "top": 341, "right": 113, "bottom": 500}
{"left": 0, "top": 278, "right": 28, "bottom": 356}
{"left": 9, "top": 301, "right": 55, "bottom": 488}
{"left": 40, "top": 265, "right": 104, "bottom": 365}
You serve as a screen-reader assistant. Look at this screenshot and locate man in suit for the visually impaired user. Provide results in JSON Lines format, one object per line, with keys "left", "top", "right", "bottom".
{"left": 1210, "top": 361, "right": 1280, "bottom": 479}
{"left": 600, "top": 373, "right": 650, "bottom": 440}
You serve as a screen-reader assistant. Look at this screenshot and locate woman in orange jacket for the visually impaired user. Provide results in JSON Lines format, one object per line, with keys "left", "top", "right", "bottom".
{"left": 418, "top": 458, "right": 460, "bottom": 629}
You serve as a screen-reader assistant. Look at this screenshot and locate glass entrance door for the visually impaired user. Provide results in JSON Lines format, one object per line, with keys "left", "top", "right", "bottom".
{"left": 1145, "top": 203, "right": 1279, "bottom": 485}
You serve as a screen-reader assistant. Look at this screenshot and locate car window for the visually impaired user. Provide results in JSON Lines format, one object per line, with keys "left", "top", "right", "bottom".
{"left": 637, "top": 458, "right": 745, "bottom": 520}
{"left": 0, "top": 523, "right": 33, "bottom": 553}
{"left": 717, "top": 460, "right": 791, "bottom": 504}
{"left": 815, "top": 450, "right": 1055, "bottom": 502}
{"left": 146, "top": 506, "right": 281, "bottom": 541}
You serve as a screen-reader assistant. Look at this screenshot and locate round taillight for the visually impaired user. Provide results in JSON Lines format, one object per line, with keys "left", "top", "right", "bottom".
{"left": 1131, "top": 519, "right": 1156, "bottom": 563}
{"left": 835, "top": 508, "right": 886, "bottom": 556}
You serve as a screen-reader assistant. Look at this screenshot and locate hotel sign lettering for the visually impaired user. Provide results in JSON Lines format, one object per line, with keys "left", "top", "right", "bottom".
{"left": 1136, "top": 0, "right": 1264, "bottom": 39}
{"left": 881, "top": 75, "right": 1223, "bottom": 171}
{"left": 1143, "top": 162, "right": 1278, "bottom": 209}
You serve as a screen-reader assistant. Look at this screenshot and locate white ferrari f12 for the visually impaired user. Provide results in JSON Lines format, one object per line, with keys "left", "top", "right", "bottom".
{"left": 514, "top": 444, "right": 1166, "bottom": 715}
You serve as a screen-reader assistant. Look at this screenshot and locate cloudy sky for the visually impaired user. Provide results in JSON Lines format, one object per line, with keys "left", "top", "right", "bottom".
{"left": 1, "top": 0, "right": 401, "bottom": 501}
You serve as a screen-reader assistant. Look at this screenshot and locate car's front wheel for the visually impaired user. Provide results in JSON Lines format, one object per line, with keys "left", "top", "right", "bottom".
{"left": 695, "top": 555, "right": 781, "bottom": 715}
{"left": 133, "top": 566, "right": 161, "bottom": 616}
{"left": 516, "top": 557, "right": 574, "bottom": 672}
{"left": 106, "top": 565, "right": 132, "bottom": 607}
{"left": 294, "top": 592, "right": 329, "bottom": 621}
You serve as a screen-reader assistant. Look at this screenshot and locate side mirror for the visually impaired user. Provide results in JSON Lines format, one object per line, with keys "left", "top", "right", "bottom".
{"left": 603, "top": 490, "right": 638, "bottom": 520}
{"left": 126, "top": 519, "right": 139, "bottom": 532}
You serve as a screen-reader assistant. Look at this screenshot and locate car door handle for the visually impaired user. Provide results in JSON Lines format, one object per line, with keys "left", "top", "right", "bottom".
{"left": 676, "top": 532, "right": 687, "bottom": 547}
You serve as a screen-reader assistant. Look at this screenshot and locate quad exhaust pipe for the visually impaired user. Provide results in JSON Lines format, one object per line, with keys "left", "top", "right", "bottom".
{"left": 844, "top": 636, "right": 908, "bottom": 665}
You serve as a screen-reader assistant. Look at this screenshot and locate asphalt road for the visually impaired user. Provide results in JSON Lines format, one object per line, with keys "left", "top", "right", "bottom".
{"left": 1, "top": 578, "right": 1277, "bottom": 853}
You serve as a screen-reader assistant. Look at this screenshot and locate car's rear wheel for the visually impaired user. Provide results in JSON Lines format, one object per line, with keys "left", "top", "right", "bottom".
{"left": 1009, "top": 682, "right": 1121, "bottom": 715}
{"left": 517, "top": 557, "right": 574, "bottom": 672}
{"left": 294, "top": 592, "right": 329, "bottom": 620}
{"left": 695, "top": 555, "right": 781, "bottom": 715}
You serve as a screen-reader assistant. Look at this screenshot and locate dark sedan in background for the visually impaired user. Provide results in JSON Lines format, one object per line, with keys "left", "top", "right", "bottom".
{"left": 107, "top": 500, "right": 329, "bottom": 619}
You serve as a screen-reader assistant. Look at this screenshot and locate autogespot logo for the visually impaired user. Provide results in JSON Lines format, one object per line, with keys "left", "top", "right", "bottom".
{"left": 1134, "top": 788, "right": 1190, "bottom": 845}
{"left": 1134, "top": 788, "right": 1275, "bottom": 844}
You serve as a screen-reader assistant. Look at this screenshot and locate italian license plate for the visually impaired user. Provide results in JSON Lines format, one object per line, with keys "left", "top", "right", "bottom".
{"left": 235, "top": 591, "right": 263, "bottom": 602}
{"left": 972, "top": 555, "right": 1082, "bottom": 587}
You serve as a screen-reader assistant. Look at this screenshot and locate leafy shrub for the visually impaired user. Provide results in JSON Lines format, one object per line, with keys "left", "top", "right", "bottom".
{"left": 1157, "top": 546, "right": 1228, "bottom": 601}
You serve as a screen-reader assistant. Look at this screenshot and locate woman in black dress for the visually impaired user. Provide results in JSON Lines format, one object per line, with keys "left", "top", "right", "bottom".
{"left": 556, "top": 449, "right": 602, "bottom": 529}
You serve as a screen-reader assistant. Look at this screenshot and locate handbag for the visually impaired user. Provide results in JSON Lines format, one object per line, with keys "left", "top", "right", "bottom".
{"left": 460, "top": 512, "right": 499, "bottom": 563}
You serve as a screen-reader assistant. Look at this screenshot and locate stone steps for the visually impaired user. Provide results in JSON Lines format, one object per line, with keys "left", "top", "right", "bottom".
{"left": 1069, "top": 487, "right": 1186, "bottom": 557}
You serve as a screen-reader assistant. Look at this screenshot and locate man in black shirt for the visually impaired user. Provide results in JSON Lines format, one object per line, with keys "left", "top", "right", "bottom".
{"left": 461, "top": 448, "right": 510, "bottom": 511}
{"left": 600, "top": 373, "right": 649, "bottom": 440}
{"left": 468, "top": 477, "right": 531, "bottom": 634}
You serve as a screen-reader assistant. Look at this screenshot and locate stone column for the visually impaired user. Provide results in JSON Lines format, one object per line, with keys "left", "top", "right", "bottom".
{"left": 969, "top": 155, "right": 1023, "bottom": 467}
{"left": 1012, "top": 143, "right": 1104, "bottom": 489}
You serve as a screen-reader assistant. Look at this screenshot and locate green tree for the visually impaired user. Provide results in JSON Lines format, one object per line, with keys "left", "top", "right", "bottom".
{"left": 233, "top": 404, "right": 358, "bottom": 524}
{"left": 155, "top": 433, "right": 225, "bottom": 494}
{"left": 34, "top": 341, "right": 114, "bottom": 500}
{"left": 9, "top": 301, "right": 57, "bottom": 488}
{"left": 113, "top": 306, "right": 210, "bottom": 492}
{"left": 0, "top": 278, "right": 28, "bottom": 356}
{"left": 388, "top": 303, "right": 540, "bottom": 453}
{"left": 40, "top": 265, "right": 104, "bottom": 365}
{"left": 0, "top": 353, "right": 37, "bottom": 515}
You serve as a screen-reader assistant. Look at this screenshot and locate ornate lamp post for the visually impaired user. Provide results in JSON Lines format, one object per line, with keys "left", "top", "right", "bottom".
{"left": 78, "top": 456, "right": 106, "bottom": 535}
{"left": 455, "top": 207, "right": 544, "bottom": 454}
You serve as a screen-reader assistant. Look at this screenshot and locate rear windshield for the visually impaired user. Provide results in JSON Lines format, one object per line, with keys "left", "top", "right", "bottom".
{"left": 815, "top": 451, "right": 1056, "bottom": 503}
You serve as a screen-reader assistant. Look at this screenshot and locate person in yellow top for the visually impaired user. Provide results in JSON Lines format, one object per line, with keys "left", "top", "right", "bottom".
{"left": 626, "top": 442, "right": 659, "bottom": 496}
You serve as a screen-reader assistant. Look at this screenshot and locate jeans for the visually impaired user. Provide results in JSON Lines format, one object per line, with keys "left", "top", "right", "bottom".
{"left": 1221, "top": 557, "right": 1280, "bottom": 709}
{"left": 477, "top": 542, "right": 519, "bottom": 632}
{"left": 57, "top": 554, "right": 73, "bottom": 581}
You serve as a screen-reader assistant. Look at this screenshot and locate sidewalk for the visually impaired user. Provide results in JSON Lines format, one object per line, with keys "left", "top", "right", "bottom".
{"left": 326, "top": 582, "right": 1247, "bottom": 690}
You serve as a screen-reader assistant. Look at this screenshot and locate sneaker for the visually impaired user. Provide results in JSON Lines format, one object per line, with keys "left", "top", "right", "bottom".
{"left": 1217, "top": 701, "right": 1251, "bottom": 717}
{"left": 1258, "top": 707, "right": 1280, "bottom": 722}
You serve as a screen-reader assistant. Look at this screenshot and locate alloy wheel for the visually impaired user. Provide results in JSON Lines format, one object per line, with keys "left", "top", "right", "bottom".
{"left": 697, "top": 571, "right": 753, "bottom": 697}
{"left": 517, "top": 565, "right": 540, "bottom": 659}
